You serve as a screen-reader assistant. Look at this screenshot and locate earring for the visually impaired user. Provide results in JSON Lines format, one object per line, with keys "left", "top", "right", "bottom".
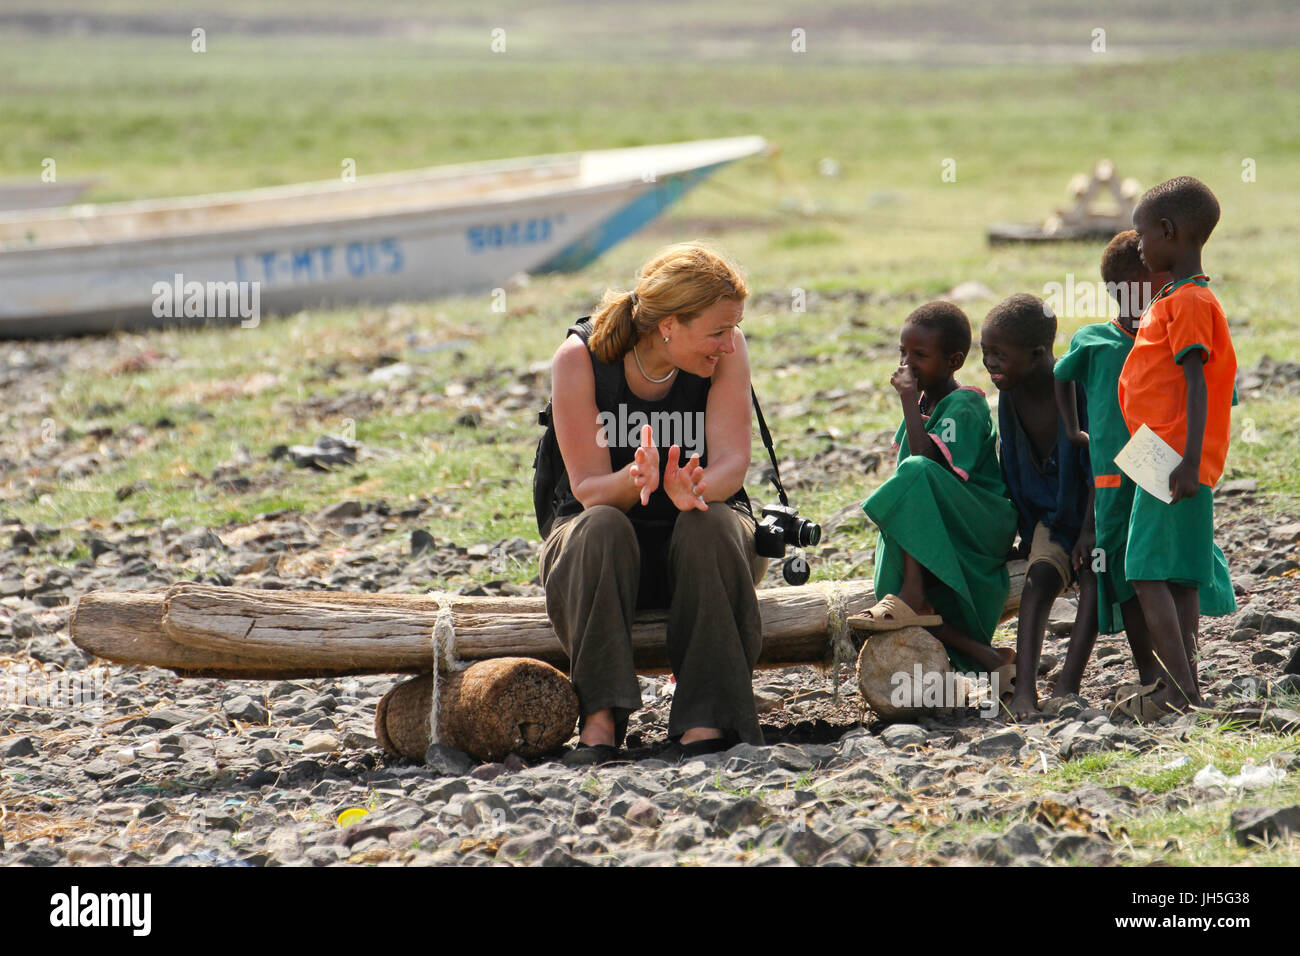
{"left": 663, "top": 336, "right": 669, "bottom": 343}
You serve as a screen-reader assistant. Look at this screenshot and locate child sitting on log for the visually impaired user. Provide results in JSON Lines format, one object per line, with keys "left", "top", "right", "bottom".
{"left": 1051, "top": 231, "right": 1169, "bottom": 702}
{"left": 1115, "top": 176, "right": 1238, "bottom": 718}
{"left": 980, "top": 294, "right": 1092, "bottom": 718}
{"left": 852, "top": 302, "right": 1019, "bottom": 679}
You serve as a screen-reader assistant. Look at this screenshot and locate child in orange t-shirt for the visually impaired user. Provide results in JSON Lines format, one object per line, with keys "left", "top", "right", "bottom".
{"left": 1117, "top": 176, "right": 1237, "bottom": 718}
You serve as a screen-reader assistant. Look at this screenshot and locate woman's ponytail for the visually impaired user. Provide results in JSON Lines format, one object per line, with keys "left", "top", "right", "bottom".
{"left": 587, "top": 290, "right": 639, "bottom": 365}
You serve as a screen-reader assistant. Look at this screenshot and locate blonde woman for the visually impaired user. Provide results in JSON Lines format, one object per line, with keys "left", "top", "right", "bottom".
{"left": 540, "top": 242, "right": 766, "bottom": 765}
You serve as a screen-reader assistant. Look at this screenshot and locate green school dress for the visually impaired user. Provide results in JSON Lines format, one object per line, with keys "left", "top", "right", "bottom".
{"left": 1128, "top": 484, "right": 1235, "bottom": 616}
{"left": 862, "top": 387, "right": 1018, "bottom": 671}
{"left": 1056, "top": 318, "right": 1235, "bottom": 628}
{"left": 1054, "top": 320, "right": 1138, "bottom": 632}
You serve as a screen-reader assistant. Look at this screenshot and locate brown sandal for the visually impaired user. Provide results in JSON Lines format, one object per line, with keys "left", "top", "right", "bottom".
{"left": 1110, "top": 682, "right": 1166, "bottom": 723}
{"left": 848, "top": 594, "right": 943, "bottom": 631}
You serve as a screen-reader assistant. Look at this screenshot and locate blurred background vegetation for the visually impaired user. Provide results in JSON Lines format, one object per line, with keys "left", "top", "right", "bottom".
{"left": 1, "top": 0, "right": 1297, "bottom": 581}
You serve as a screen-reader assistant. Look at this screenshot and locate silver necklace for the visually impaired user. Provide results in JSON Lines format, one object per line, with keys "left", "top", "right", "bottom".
{"left": 632, "top": 343, "right": 677, "bottom": 384}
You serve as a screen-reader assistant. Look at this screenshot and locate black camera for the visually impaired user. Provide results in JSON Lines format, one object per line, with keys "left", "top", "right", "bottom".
{"left": 755, "top": 504, "right": 822, "bottom": 585}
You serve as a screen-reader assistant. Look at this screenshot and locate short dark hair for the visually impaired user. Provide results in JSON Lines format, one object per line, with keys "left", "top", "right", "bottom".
{"left": 905, "top": 301, "right": 971, "bottom": 356}
{"left": 984, "top": 293, "right": 1056, "bottom": 350}
{"left": 1139, "top": 176, "right": 1221, "bottom": 244}
{"left": 1100, "top": 230, "right": 1146, "bottom": 286}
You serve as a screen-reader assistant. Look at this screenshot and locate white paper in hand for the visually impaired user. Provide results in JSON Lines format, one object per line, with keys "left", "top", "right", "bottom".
{"left": 1113, "top": 424, "right": 1181, "bottom": 504}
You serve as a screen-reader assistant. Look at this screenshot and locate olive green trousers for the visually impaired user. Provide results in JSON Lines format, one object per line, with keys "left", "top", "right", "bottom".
{"left": 540, "top": 503, "right": 767, "bottom": 746}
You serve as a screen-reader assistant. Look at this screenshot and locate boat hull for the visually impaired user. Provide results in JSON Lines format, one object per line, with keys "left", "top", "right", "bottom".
{"left": 0, "top": 138, "right": 762, "bottom": 338}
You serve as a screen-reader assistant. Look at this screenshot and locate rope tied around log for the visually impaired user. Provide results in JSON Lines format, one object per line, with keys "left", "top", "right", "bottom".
{"left": 812, "top": 581, "right": 856, "bottom": 704}
{"left": 427, "top": 592, "right": 467, "bottom": 747}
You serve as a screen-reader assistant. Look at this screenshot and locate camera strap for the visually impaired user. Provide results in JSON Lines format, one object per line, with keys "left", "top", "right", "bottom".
{"left": 751, "top": 386, "right": 789, "bottom": 508}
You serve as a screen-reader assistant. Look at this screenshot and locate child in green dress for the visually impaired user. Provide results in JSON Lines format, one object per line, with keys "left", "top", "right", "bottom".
{"left": 1051, "top": 231, "right": 1169, "bottom": 699}
{"left": 855, "top": 302, "right": 1018, "bottom": 676}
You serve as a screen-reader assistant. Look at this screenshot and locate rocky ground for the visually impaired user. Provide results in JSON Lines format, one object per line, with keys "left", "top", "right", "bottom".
{"left": 1, "top": 485, "right": 1297, "bottom": 866}
{"left": 1, "top": 336, "right": 1298, "bottom": 867}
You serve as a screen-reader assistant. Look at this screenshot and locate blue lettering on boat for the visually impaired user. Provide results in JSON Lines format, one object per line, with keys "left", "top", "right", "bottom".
{"left": 466, "top": 215, "right": 564, "bottom": 253}
{"left": 381, "top": 238, "right": 403, "bottom": 272}
{"left": 345, "top": 243, "right": 367, "bottom": 276}
{"left": 292, "top": 249, "right": 314, "bottom": 280}
{"left": 233, "top": 239, "right": 404, "bottom": 285}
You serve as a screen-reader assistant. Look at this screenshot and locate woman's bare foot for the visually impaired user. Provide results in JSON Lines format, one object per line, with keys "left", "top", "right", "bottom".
{"left": 579, "top": 709, "right": 616, "bottom": 747}
{"left": 681, "top": 727, "right": 723, "bottom": 745}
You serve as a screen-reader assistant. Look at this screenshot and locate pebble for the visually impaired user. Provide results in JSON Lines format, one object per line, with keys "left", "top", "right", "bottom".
{"left": 222, "top": 695, "right": 269, "bottom": 724}
{"left": 881, "top": 724, "right": 927, "bottom": 749}
{"left": 301, "top": 732, "right": 339, "bottom": 754}
{"left": 782, "top": 827, "right": 832, "bottom": 865}
{"left": 497, "top": 833, "right": 556, "bottom": 864}
{"left": 598, "top": 817, "right": 633, "bottom": 843}
{"left": 1273, "top": 675, "right": 1300, "bottom": 696}
{"left": 21, "top": 845, "right": 64, "bottom": 866}
{"left": 424, "top": 745, "right": 474, "bottom": 777}
{"left": 715, "top": 797, "right": 768, "bottom": 835}
{"left": 1219, "top": 479, "right": 1259, "bottom": 495}
{"left": 1231, "top": 805, "right": 1300, "bottom": 847}
{"left": 1262, "top": 611, "right": 1300, "bottom": 634}
{"left": 971, "top": 730, "right": 1025, "bottom": 759}
{"left": 1251, "top": 649, "right": 1288, "bottom": 667}
{"left": 656, "top": 818, "right": 706, "bottom": 851}
{"left": 624, "top": 798, "right": 662, "bottom": 828}
{"left": 998, "top": 822, "right": 1041, "bottom": 859}
{"left": 2, "top": 736, "right": 38, "bottom": 758}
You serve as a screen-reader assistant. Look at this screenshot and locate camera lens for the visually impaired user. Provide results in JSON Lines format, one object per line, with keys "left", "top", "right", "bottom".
{"left": 796, "top": 519, "right": 821, "bottom": 548}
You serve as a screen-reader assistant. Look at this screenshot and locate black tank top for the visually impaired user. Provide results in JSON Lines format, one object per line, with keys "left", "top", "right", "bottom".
{"left": 551, "top": 318, "right": 751, "bottom": 530}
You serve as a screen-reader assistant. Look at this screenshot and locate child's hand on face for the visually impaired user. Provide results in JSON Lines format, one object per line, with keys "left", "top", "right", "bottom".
{"left": 1168, "top": 458, "right": 1200, "bottom": 503}
{"left": 891, "top": 364, "right": 918, "bottom": 398}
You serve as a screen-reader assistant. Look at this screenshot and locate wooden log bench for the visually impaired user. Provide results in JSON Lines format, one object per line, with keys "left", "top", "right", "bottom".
{"left": 69, "top": 562, "right": 1029, "bottom": 759}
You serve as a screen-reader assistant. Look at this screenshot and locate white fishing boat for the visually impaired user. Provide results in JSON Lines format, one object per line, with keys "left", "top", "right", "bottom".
{"left": 0, "top": 179, "right": 95, "bottom": 212}
{"left": 0, "top": 136, "right": 766, "bottom": 337}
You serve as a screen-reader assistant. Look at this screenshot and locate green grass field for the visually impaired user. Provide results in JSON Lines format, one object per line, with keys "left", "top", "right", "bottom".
{"left": 4, "top": 25, "right": 1298, "bottom": 551}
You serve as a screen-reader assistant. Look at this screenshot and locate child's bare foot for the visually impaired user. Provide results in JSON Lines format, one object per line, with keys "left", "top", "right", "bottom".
{"left": 895, "top": 590, "right": 937, "bottom": 618}
{"left": 1006, "top": 689, "right": 1041, "bottom": 720}
{"left": 1047, "top": 679, "right": 1081, "bottom": 700}
{"left": 1149, "top": 681, "right": 1200, "bottom": 714}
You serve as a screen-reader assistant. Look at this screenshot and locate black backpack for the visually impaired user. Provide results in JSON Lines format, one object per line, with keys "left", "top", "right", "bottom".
{"left": 532, "top": 321, "right": 790, "bottom": 539}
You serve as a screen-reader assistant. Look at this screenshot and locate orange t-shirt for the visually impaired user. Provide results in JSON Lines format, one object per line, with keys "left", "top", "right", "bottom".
{"left": 1118, "top": 277, "right": 1236, "bottom": 488}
